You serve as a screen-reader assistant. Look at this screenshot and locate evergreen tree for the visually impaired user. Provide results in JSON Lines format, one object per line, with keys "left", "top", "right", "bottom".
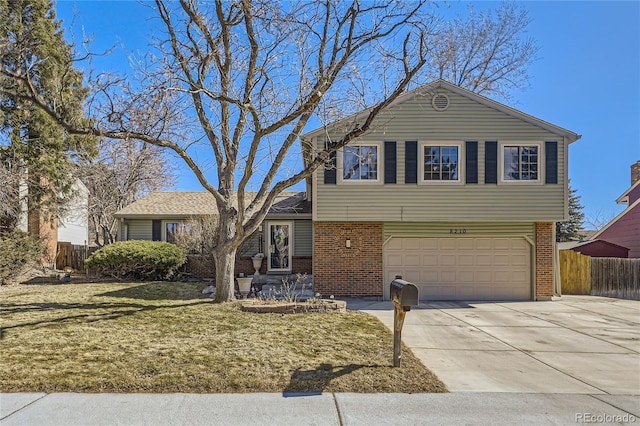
{"left": 556, "top": 182, "right": 585, "bottom": 242}
{"left": 0, "top": 0, "right": 95, "bottom": 230}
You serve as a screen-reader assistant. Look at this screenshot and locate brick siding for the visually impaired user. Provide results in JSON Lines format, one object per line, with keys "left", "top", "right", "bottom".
{"left": 535, "top": 222, "right": 554, "bottom": 300}
{"left": 183, "top": 255, "right": 312, "bottom": 280}
{"left": 313, "top": 222, "right": 383, "bottom": 297}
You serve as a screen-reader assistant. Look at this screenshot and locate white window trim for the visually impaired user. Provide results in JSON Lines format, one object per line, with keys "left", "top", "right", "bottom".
{"left": 337, "top": 141, "right": 383, "bottom": 185}
{"left": 419, "top": 141, "right": 465, "bottom": 185}
{"left": 266, "top": 221, "right": 294, "bottom": 272}
{"left": 499, "top": 141, "right": 543, "bottom": 185}
{"left": 162, "top": 220, "right": 187, "bottom": 242}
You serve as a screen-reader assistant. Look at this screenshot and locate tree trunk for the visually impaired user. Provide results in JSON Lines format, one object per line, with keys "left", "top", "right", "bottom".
{"left": 213, "top": 246, "right": 237, "bottom": 302}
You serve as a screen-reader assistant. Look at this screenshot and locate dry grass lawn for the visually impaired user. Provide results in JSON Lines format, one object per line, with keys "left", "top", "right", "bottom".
{"left": 0, "top": 281, "right": 447, "bottom": 394}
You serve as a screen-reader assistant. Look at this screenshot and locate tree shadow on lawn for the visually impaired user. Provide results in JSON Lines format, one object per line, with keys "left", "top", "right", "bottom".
{"left": 97, "top": 281, "right": 209, "bottom": 301}
{"left": 283, "top": 363, "right": 383, "bottom": 396}
{"left": 0, "top": 299, "right": 209, "bottom": 338}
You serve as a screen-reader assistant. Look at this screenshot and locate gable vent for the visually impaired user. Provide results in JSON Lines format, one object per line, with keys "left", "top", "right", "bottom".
{"left": 432, "top": 94, "right": 450, "bottom": 111}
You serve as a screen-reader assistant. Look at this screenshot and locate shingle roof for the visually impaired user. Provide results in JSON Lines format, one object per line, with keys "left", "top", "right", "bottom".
{"left": 114, "top": 191, "right": 310, "bottom": 218}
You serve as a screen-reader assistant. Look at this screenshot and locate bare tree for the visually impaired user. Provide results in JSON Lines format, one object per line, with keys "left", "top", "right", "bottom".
{"left": 79, "top": 138, "right": 174, "bottom": 246}
{"left": 427, "top": 2, "right": 538, "bottom": 100}
{"left": 2, "top": 0, "right": 538, "bottom": 301}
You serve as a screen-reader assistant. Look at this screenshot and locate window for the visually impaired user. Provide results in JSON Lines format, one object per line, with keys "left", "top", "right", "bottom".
{"left": 342, "top": 145, "right": 378, "bottom": 181}
{"left": 503, "top": 145, "right": 539, "bottom": 181}
{"left": 421, "top": 144, "right": 462, "bottom": 183}
{"left": 164, "top": 222, "right": 191, "bottom": 244}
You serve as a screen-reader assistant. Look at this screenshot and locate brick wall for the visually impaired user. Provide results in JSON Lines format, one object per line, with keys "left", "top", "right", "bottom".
{"left": 535, "top": 222, "right": 554, "bottom": 300}
{"left": 28, "top": 209, "right": 58, "bottom": 266}
{"left": 631, "top": 160, "right": 640, "bottom": 185}
{"left": 184, "top": 255, "right": 312, "bottom": 280}
{"left": 313, "top": 222, "right": 383, "bottom": 297}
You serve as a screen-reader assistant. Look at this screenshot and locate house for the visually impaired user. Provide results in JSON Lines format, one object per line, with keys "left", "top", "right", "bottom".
{"left": 558, "top": 240, "right": 629, "bottom": 258}
{"left": 115, "top": 80, "right": 581, "bottom": 301}
{"left": 13, "top": 176, "right": 89, "bottom": 266}
{"left": 590, "top": 161, "right": 640, "bottom": 258}
{"left": 301, "top": 79, "right": 581, "bottom": 301}
{"left": 113, "top": 191, "right": 312, "bottom": 277}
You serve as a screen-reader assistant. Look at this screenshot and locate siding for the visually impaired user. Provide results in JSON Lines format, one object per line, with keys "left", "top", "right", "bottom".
{"left": 315, "top": 88, "right": 567, "bottom": 222}
{"left": 122, "top": 218, "right": 313, "bottom": 256}
{"left": 294, "top": 219, "right": 313, "bottom": 256}
{"left": 383, "top": 222, "right": 535, "bottom": 240}
{"left": 598, "top": 203, "right": 640, "bottom": 258}
{"left": 126, "top": 220, "right": 153, "bottom": 240}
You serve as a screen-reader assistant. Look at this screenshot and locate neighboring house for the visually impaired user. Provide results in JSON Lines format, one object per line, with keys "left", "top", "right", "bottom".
{"left": 302, "top": 79, "right": 581, "bottom": 301}
{"left": 14, "top": 177, "right": 89, "bottom": 265}
{"left": 590, "top": 161, "right": 640, "bottom": 258}
{"left": 558, "top": 240, "right": 629, "bottom": 258}
{"left": 114, "top": 191, "right": 312, "bottom": 276}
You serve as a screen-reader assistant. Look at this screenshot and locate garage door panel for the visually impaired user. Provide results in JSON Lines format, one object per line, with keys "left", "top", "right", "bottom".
{"left": 440, "top": 254, "right": 456, "bottom": 266}
{"left": 404, "top": 254, "right": 421, "bottom": 266}
{"left": 458, "top": 255, "right": 474, "bottom": 266}
{"left": 384, "top": 237, "right": 531, "bottom": 301}
{"left": 404, "top": 239, "right": 422, "bottom": 250}
{"left": 458, "top": 239, "right": 474, "bottom": 250}
{"left": 440, "top": 239, "right": 457, "bottom": 250}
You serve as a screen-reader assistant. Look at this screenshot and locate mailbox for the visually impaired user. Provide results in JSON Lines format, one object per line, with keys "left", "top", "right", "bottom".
{"left": 390, "top": 279, "right": 419, "bottom": 309}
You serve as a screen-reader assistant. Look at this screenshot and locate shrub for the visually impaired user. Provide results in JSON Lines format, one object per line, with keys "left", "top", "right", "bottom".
{"left": 85, "top": 240, "right": 188, "bottom": 280}
{"left": 0, "top": 231, "right": 43, "bottom": 285}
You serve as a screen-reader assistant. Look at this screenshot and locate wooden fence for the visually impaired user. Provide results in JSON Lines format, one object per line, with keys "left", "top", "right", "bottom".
{"left": 591, "top": 258, "right": 640, "bottom": 300}
{"left": 559, "top": 250, "right": 640, "bottom": 300}
{"left": 56, "top": 243, "right": 97, "bottom": 272}
{"left": 559, "top": 250, "right": 591, "bottom": 295}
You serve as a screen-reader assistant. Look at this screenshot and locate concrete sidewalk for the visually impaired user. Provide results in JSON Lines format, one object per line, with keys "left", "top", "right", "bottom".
{"left": 349, "top": 295, "right": 640, "bottom": 394}
{"left": 2, "top": 392, "right": 639, "bottom": 425}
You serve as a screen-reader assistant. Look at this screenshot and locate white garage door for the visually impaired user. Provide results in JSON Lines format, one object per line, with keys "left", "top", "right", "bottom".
{"left": 384, "top": 238, "right": 531, "bottom": 301}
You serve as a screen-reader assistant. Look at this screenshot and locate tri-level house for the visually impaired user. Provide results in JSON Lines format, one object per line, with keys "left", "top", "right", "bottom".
{"left": 116, "top": 80, "right": 580, "bottom": 301}
{"left": 302, "top": 80, "right": 581, "bottom": 301}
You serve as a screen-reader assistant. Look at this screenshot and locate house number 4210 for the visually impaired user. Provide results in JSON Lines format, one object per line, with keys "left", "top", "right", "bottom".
{"left": 449, "top": 229, "right": 467, "bottom": 234}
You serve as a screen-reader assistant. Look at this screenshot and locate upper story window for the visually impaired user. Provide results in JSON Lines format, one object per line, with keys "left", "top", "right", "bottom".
{"left": 341, "top": 144, "right": 379, "bottom": 182}
{"left": 502, "top": 145, "right": 539, "bottom": 182}
{"left": 421, "top": 143, "right": 462, "bottom": 183}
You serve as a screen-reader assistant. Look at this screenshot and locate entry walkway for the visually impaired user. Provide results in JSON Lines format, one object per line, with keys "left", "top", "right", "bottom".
{"left": 348, "top": 295, "right": 640, "bottom": 394}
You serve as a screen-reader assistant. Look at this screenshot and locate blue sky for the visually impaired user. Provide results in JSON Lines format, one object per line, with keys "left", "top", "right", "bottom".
{"left": 54, "top": 1, "right": 640, "bottom": 227}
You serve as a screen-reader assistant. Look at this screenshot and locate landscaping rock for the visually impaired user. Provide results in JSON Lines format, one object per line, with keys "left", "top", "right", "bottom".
{"left": 202, "top": 285, "right": 215, "bottom": 294}
{"left": 240, "top": 299, "right": 347, "bottom": 314}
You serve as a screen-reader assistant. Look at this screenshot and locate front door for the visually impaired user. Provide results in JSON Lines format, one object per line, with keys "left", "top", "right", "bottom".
{"left": 267, "top": 222, "right": 292, "bottom": 272}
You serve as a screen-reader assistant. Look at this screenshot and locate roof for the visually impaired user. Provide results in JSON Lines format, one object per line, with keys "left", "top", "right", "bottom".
{"left": 114, "top": 191, "right": 311, "bottom": 219}
{"left": 301, "top": 79, "right": 582, "bottom": 143}
{"left": 558, "top": 239, "right": 630, "bottom": 251}
{"left": 616, "top": 180, "right": 640, "bottom": 204}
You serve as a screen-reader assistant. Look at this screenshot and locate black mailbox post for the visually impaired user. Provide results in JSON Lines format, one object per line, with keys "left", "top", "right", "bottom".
{"left": 390, "top": 276, "right": 419, "bottom": 367}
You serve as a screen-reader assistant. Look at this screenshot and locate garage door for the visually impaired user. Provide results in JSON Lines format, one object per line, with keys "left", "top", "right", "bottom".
{"left": 383, "top": 238, "right": 531, "bottom": 301}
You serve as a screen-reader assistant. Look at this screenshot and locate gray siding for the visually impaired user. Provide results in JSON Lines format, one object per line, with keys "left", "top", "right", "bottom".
{"left": 294, "top": 219, "right": 313, "bottom": 256}
{"left": 126, "top": 220, "right": 153, "bottom": 240}
{"left": 315, "top": 87, "right": 567, "bottom": 222}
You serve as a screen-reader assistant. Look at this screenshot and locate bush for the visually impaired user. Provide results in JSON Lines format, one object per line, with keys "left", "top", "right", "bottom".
{"left": 0, "top": 231, "right": 43, "bottom": 285}
{"left": 85, "top": 240, "right": 188, "bottom": 280}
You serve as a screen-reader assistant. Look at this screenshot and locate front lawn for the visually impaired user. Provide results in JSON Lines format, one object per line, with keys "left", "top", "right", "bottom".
{"left": 0, "top": 281, "right": 446, "bottom": 394}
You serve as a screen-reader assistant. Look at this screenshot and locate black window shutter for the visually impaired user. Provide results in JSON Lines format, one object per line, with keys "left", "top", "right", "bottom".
{"left": 152, "top": 220, "right": 162, "bottom": 241}
{"left": 384, "top": 141, "right": 397, "bottom": 184}
{"left": 545, "top": 141, "right": 558, "bottom": 184}
{"left": 485, "top": 141, "right": 498, "bottom": 184}
{"left": 405, "top": 141, "right": 418, "bottom": 184}
{"left": 465, "top": 141, "right": 478, "bottom": 184}
{"left": 324, "top": 151, "right": 337, "bottom": 184}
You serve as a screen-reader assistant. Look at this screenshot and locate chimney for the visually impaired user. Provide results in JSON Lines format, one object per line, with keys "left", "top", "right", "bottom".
{"left": 632, "top": 160, "right": 640, "bottom": 185}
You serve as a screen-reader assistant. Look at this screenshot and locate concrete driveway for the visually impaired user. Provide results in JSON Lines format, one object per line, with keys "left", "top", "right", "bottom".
{"left": 348, "top": 295, "right": 640, "bottom": 394}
